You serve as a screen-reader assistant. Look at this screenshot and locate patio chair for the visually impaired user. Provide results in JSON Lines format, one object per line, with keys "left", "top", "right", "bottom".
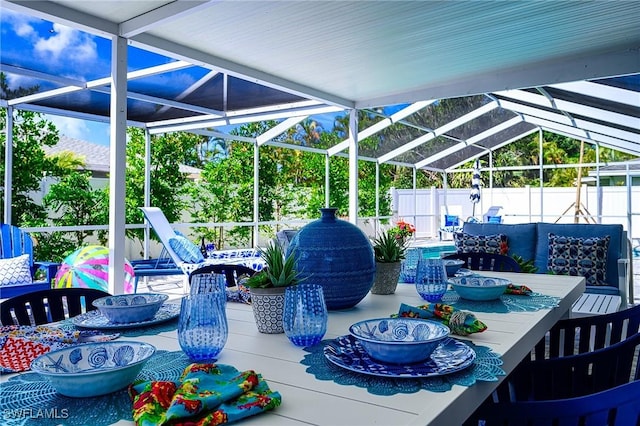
{"left": 0, "top": 224, "right": 59, "bottom": 298}
{"left": 443, "top": 252, "right": 521, "bottom": 272}
{"left": 464, "top": 380, "right": 640, "bottom": 426}
{"left": 139, "top": 207, "right": 264, "bottom": 286}
{"left": 0, "top": 287, "right": 111, "bottom": 326}
{"left": 439, "top": 206, "right": 463, "bottom": 241}
{"left": 276, "top": 229, "right": 298, "bottom": 253}
{"left": 482, "top": 206, "right": 503, "bottom": 223}
{"left": 530, "top": 302, "right": 640, "bottom": 361}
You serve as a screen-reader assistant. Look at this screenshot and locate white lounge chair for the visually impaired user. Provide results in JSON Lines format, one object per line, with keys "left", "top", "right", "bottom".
{"left": 139, "top": 207, "right": 265, "bottom": 281}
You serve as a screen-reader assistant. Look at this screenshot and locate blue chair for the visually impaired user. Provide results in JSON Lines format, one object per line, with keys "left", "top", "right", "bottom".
{"left": 0, "top": 224, "right": 58, "bottom": 298}
{"left": 465, "top": 380, "right": 640, "bottom": 426}
{"left": 439, "top": 214, "right": 462, "bottom": 241}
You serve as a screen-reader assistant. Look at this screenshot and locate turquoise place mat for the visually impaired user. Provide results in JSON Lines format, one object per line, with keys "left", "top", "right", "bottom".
{"left": 302, "top": 338, "right": 504, "bottom": 395}
{"left": 0, "top": 351, "right": 190, "bottom": 426}
{"left": 440, "top": 290, "right": 560, "bottom": 313}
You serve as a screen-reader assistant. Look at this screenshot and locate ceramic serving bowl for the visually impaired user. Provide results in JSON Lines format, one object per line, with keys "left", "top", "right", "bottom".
{"left": 443, "top": 259, "right": 465, "bottom": 276}
{"left": 449, "top": 275, "right": 511, "bottom": 301}
{"left": 31, "top": 341, "right": 156, "bottom": 397}
{"left": 92, "top": 293, "right": 168, "bottom": 323}
{"left": 349, "top": 317, "right": 450, "bottom": 364}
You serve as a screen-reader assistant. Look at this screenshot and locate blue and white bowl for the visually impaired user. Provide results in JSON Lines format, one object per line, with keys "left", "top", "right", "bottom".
{"left": 31, "top": 341, "right": 156, "bottom": 397}
{"left": 450, "top": 275, "right": 511, "bottom": 301}
{"left": 349, "top": 318, "right": 450, "bottom": 364}
{"left": 92, "top": 293, "right": 168, "bottom": 323}
{"left": 443, "top": 259, "right": 465, "bottom": 276}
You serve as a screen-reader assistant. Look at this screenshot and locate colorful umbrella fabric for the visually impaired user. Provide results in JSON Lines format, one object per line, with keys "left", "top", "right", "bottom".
{"left": 54, "top": 245, "right": 135, "bottom": 294}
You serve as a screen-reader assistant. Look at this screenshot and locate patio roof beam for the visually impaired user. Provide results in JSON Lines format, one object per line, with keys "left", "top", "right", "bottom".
{"left": 378, "top": 101, "right": 499, "bottom": 164}
{"left": 496, "top": 89, "right": 638, "bottom": 130}
{"left": 327, "top": 101, "right": 435, "bottom": 156}
{"left": 256, "top": 116, "right": 308, "bottom": 146}
{"left": 549, "top": 81, "right": 640, "bottom": 107}
{"left": 500, "top": 100, "right": 639, "bottom": 143}
{"left": 415, "top": 116, "right": 523, "bottom": 168}
{"left": 186, "top": 129, "right": 256, "bottom": 144}
{"left": 148, "top": 105, "right": 342, "bottom": 134}
{"left": 119, "top": 1, "right": 212, "bottom": 38}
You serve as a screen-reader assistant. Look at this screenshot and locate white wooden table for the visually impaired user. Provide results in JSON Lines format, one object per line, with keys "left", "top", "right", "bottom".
{"left": 2, "top": 273, "right": 585, "bottom": 426}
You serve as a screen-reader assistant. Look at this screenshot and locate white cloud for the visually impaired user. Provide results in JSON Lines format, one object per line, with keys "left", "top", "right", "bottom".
{"left": 48, "top": 115, "right": 91, "bottom": 141}
{"left": 34, "top": 24, "right": 97, "bottom": 64}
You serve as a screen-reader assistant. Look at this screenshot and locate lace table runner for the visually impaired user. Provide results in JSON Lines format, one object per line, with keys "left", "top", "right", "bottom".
{"left": 440, "top": 290, "right": 560, "bottom": 313}
{"left": 302, "top": 339, "right": 504, "bottom": 395}
{"left": 0, "top": 350, "right": 190, "bottom": 426}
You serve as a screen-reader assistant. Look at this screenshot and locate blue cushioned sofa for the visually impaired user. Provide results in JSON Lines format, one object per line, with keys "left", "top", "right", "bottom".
{"left": 463, "top": 222, "right": 631, "bottom": 307}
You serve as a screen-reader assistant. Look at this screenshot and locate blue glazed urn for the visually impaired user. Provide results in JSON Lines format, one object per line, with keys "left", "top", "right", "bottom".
{"left": 286, "top": 208, "right": 375, "bottom": 310}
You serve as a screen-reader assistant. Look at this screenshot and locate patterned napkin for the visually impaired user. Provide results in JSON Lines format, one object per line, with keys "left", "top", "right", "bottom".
{"left": 504, "top": 284, "right": 533, "bottom": 295}
{"left": 0, "top": 325, "right": 118, "bottom": 373}
{"left": 129, "top": 363, "right": 282, "bottom": 426}
{"left": 397, "top": 303, "right": 488, "bottom": 336}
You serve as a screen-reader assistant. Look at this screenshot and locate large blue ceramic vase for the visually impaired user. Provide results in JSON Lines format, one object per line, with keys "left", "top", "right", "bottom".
{"left": 286, "top": 208, "right": 375, "bottom": 310}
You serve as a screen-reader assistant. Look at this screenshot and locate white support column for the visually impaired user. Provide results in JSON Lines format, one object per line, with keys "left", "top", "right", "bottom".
{"left": 253, "top": 141, "right": 260, "bottom": 247}
{"left": 3, "top": 106, "right": 13, "bottom": 224}
{"left": 375, "top": 162, "right": 380, "bottom": 236}
{"left": 595, "top": 144, "right": 602, "bottom": 223}
{"left": 143, "top": 128, "right": 152, "bottom": 259}
{"left": 108, "top": 36, "right": 128, "bottom": 295}
{"left": 412, "top": 166, "right": 417, "bottom": 228}
{"left": 325, "top": 153, "right": 330, "bottom": 208}
{"left": 538, "top": 128, "right": 544, "bottom": 221}
{"left": 348, "top": 110, "right": 358, "bottom": 223}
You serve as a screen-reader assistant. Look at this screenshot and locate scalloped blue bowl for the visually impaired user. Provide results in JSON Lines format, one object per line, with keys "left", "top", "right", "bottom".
{"left": 450, "top": 275, "right": 511, "bottom": 301}
{"left": 349, "top": 318, "right": 450, "bottom": 364}
{"left": 31, "top": 341, "right": 156, "bottom": 397}
{"left": 92, "top": 293, "right": 168, "bottom": 323}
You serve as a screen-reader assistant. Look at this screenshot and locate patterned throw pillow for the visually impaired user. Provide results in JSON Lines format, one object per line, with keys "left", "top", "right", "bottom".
{"left": 168, "top": 236, "right": 205, "bottom": 264}
{"left": 547, "top": 233, "right": 610, "bottom": 286}
{"left": 454, "top": 233, "right": 508, "bottom": 255}
{"left": 0, "top": 254, "right": 32, "bottom": 286}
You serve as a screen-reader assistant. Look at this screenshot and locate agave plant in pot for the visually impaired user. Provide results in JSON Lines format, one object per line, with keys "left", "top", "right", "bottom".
{"left": 243, "top": 242, "right": 301, "bottom": 334}
{"left": 371, "top": 229, "right": 407, "bottom": 295}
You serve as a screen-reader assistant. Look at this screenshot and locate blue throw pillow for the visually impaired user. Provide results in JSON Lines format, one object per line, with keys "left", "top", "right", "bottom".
{"left": 548, "top": 233, "right": 610, "bottom": 286}
{"left": 168, "top": 236, "right": 205, "bottom": 264}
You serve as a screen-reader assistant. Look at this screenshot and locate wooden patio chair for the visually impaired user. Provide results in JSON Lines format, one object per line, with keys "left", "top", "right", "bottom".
{"left": 443, "top": 252, "right": 522, "bottom": 272}
{"left": 0, "top": 287, "right": 111, "bottom": 326}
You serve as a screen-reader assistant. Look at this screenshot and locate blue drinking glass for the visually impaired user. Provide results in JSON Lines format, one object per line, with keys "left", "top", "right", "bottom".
{"left": 415, "top": 258, "right": 449, "bottom": 302}
{"left": 283, "top": 284, "right": 328, "bottom": 347}
{"left": 178, "top": 290, "right": 228, "bottom": 362}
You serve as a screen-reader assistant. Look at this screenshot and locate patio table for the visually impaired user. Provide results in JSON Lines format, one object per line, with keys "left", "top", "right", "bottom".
{"left": 1, "top": 272, "right": 584, "bottom": 426}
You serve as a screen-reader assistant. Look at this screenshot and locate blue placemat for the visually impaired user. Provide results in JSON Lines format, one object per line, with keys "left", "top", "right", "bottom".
{"left": 440, "top": 290, "right": 560, "bottom": 313}
{"left": 59, "top": 317, "right": 178, "bottom": 338}
{"left": 0, "top": 350, "right": 190, "bottom": 426}
{"left": 301, "top": 338, "right": 504, "bottom": 395}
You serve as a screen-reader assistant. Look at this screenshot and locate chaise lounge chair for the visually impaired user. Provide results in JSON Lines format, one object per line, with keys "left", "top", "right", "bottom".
{"left": 136, "top": 207, "right": 265, "bottom": 292}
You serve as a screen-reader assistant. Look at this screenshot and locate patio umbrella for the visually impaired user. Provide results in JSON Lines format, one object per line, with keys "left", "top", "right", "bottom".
{"left": 54, "top": 245, "right": 135, "bottom": 294}
{"left": 469, "top": 160, "right": 481, "bottom": 217}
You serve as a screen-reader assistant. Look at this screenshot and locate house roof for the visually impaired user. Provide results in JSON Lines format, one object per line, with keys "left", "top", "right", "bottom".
{"left": 2, "top": 0, "right": 639, "bottom": 170}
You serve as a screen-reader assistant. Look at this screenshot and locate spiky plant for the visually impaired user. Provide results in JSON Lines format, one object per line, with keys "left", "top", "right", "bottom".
{"left": 244, "top": 242, "right": 301, "bottom": 288}
{"left": 373, "top": 230, "right": 407, "bottom": 263}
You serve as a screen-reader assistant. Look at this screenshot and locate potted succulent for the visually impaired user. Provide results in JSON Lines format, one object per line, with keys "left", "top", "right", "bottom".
{"left": 370, "top": 229, "right": 407, "bottom": 295}
{"left": 244, "top": 242, "right": 301, "bottom": 334}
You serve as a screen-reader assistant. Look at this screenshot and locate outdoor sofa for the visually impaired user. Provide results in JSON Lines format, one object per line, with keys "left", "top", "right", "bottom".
{"left": 462, "top": 222, "right": 631, "bottom": 308}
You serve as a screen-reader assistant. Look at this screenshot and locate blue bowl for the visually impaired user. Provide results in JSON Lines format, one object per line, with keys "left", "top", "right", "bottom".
{"left": 443, "top": 259, "right": 465, "bottom": 276}
{"left": 349, "top": 318, "right": 449, "bottom": 364}
{"left": 31, "top": 341, "right": 155, "bottom": 397}
{"left": 92, "top": 293, "right": 168, "bottom": 323}
{"left": 450, "top": 276, "right": 511, "bottom": 301}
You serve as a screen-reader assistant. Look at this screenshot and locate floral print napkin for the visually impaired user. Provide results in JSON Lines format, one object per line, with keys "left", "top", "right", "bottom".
{"left": 129, "top": 363, "right": 281, "bottom": 425}
{"left": 397, "top": 303, "right": 488, "bottom": 336}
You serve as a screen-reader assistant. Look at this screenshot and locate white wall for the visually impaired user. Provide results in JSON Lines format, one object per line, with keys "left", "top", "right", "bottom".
{"left": 393, "top": 186, "right": 640, "bottom": 241}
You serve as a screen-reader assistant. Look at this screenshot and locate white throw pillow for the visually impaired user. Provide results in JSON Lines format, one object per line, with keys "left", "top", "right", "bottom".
{"left": 0, "top": 254, "right": 32, "bottom": 286}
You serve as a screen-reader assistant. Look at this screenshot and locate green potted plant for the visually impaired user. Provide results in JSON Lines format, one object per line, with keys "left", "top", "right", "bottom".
{"left": 244, "top": 242, "right": 301, "bottom": 333}
{"left": 370, "top": 230, "right": 407, "bottom": 295}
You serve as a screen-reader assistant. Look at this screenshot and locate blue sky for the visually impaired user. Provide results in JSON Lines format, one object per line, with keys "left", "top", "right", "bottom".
{"left": 2, "top": 9, "right": 403, "bottom": 148}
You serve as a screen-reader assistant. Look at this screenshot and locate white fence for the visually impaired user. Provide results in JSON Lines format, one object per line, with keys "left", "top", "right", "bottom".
{"left": 392, "top": 185, "right": 640, "bottom": 242}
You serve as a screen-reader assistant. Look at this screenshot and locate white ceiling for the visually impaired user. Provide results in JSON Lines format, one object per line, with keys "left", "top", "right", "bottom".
{"left": 7, "top": 0, "right": 640, "bottom": 108}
